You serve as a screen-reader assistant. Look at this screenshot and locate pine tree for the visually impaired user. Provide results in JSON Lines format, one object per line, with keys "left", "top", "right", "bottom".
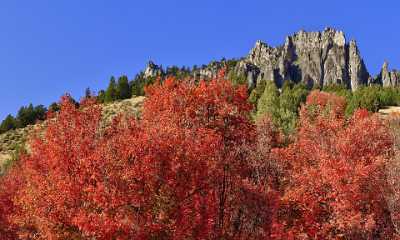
{"left": 49, "top": 102, "right": 60, "bottom": 113}
{"left": 256, "top": 81, "right": 280, "bottom": 119}
{"left": 85, "top": 87, "right": 92, "bottom": 98}
{"left": 116, "top": 75, "right": 131, "bottom": 99}
{"left": 131, "top": 74, "right": 146, "bottom": 96}
{"left": 104, "top": 76, "right": 117, "bottom": 103}
{"left": 33, "top": 105, "right": 47, "bottom": 121}
{"left": 0, "top": 115, "right": 17, "bottom": 133}
{"left": 16, "top": 104, "right": 35, "bottom": 128}
{"left": 97, "top": 90, "right": 106, "bottom": 103}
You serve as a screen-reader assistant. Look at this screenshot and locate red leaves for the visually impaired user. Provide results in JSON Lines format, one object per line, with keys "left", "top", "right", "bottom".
{"left": 0, "top": 86, "right": 396, "bottom": 239}
{"left": 274, "top": 91, "right": 395, "bottom": 239}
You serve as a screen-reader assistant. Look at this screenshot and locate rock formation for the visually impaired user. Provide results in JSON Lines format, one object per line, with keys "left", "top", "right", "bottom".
{"left": 235, "top": 28, "right": 370, "bottom": 90}
{"left": 143, "top": 61, "right": 164, "bottom": 78}
{"left": 380, "top": 61, "right": 400, "bottom": 87}
{"left": 143, "top": 28, "right": 399, "bottom": 91}
{"left": 192, "top": 61, "right": 225, "bottom": 80}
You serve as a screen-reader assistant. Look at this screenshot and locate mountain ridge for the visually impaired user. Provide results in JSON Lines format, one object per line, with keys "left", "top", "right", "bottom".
{"left": 145, "top": 27, "right": 398, "bottom": 90}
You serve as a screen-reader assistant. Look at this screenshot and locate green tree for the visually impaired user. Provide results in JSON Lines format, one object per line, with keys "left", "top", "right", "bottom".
{"left": 104, "top": 76, "right": 117, "bottom": 103}
{"left": 346, "top": 86, "right": 380, "bottom": 116}
{"left": 85, "top": 87, "right": 92, "bottom": 98}
{"left": 48, "top": 102, "right": 60, "bottom": 113}
{"left": 33, "top": 105, "right": 46, "bottom": 121}
{"left": 322, "top": 84, "right": 352, "bottom": 102}
{"left": 116, "top": 75, "right": 131, "bottom": 99}
{"left": 15, "top": 104, "right": 46, "bottom": 128}
{"left": 277, "top": 82, "right": 309, "bottom": 135}
{"left": 256, "top": 81, "right": 279, "bottom": 119}
{"left": 16, "top": 104, "right": 34, "bottom": 128}
{"left": 0, "top": 115, "right": 17, "bottom": 133}
{"left": 97, "top": 90, "right": 106, "bottom": 103}
{"left": 249, "top": 81, "right": 267, "bottom": 106}
{"left": 228, "top": 72, "right": 247, "bottom": 86}
{"left": 131, "top": 74, "right": 146, "bottom": 96}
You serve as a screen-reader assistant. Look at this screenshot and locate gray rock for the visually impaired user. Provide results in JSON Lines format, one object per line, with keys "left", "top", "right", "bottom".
{"left": 348, "top": 40, "right": 369, "bottom": 90}
{"left": 143, "top": 61, "right": 164, "bottom": 78}
{"left": 235, "top": 28, "right": 370, "bottom": 90}
{"left": 234, "top": 61, "right": 260, "bottom": 89}
{"left": 141, "top": 28, "right": 399, "bottom": 90}
{"left": 193, "top": 61, "right": 225, "bottom": 80}
{"left": 381, "top": 61, "right": 400, "bottom": 87}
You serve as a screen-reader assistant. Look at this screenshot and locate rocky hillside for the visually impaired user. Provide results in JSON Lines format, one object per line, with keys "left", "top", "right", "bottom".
{"left": 236, "top": 28, "right": 369, "bottom": 89}
{"left": 2, "top": 28, "right": 400, "bottom": 171}
{"left": 0, "top": 96, "right": 145, "bottom": 173}
{"left": 145, "top": 28, "right": 398, "bottom": 90}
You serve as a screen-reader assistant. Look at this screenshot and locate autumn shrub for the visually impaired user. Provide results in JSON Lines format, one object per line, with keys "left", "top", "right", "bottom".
{"left": 273, "top": 91, "right": 396, "bottom": 239}
{"left": 2, "top": 76, "right": 278, "bottom": 239}
{"left": 386, "top": 113, "right": 400, "bottom": 235}
{"left": 0, "top": 82, "right": 398, "bottom": 239}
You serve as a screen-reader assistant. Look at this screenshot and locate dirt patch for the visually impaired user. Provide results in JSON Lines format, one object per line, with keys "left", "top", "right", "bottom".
{"left": 378, "top": 106, "right": 400, "bottom": 118}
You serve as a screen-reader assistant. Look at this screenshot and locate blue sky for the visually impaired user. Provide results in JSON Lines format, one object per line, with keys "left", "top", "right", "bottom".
{"left": 0, "top": 0, "right": 399, "bottom": 120}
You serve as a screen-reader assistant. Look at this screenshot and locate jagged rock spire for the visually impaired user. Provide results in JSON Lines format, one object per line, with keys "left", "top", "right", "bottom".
{"left": 144, "top": 61, "right": 164, "bottom": 78}
{"left": 381, "top": 61, "right": 400, "bottom": 87}
{"left": 236, "top": 28, "right": 370, "bottom": 90}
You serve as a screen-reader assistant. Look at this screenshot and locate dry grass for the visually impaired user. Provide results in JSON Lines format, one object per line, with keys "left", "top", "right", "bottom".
{"left": 0, "top": 96, "right": 145, "bottom": 172}
{"left": 379, "top": 106, "right": 400, "bottom": 117}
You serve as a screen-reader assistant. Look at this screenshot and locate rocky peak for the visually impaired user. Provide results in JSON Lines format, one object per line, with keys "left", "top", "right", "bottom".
{"left": 381, "top": 61, "right": 400, "bottom": 87}
{"left": 192, "top": 61, "right": 227, "bottom": 80}
{"left": 237, "top": 28, "right": 369, "bottom": 90}
{"left": 348, "top": 40, "right": 369, "bottom": 89}
{"left": 143, "top": 61, "right": 164, "bottom": 78}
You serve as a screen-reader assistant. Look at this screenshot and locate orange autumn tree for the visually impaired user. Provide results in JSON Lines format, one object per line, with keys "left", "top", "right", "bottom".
{"left": 0, "top": 165, "right": 22, "bottom": 240}
{"left": 272, "top": 91, "right": 395, "bottom": 239}
{"left": 143, "top": 76, "right": 278, "bottom": 239}
{"left": 2, "top": 80, "right": 397, "bottom": 239}
{"left": 8, "top": 76, "right": 277, "bottom": 239}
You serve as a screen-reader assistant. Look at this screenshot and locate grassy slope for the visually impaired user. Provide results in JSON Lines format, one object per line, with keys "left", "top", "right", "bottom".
{"left": 0, "top": 96, "right": 145, "bottom": 173}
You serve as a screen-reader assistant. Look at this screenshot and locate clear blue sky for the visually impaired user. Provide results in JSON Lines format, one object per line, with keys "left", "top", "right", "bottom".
{"left": 0, "top": 0, "right": 399, "bottom": 120}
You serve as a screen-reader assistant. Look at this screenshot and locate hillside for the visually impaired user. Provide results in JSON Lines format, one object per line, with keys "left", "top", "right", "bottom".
{"left": 3, "top": 28, "right": 400, "bottom": 138}
{"left": 144, "top": 28, "right": 399, "bottom": 90}
{"left": 0, "top": 96, "right": 145, "bottom": 173}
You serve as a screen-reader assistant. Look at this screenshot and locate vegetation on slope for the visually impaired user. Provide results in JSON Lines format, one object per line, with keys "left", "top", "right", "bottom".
{"left": 0, "top": 73, "right": 399, "bottom": 239}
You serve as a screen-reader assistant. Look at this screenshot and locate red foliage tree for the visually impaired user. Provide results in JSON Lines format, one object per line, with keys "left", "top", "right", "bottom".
{"left": 6, "top": 76, "right": 277, "bottom": 239}
{"left": 138, "top": 75, "right": 278, "bottom": 239}
{"left": 0, "top": 166, "right": 22, "bottom": 240}
{"left": 272, "top": 91, "right": 395, "bottom": 239}
{"left": 1, "top": 83, "right": 397, "bottom": 239}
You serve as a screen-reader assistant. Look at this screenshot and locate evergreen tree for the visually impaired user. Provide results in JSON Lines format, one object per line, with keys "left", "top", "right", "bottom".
{"left": 85, "top": 87, "right": 92, "bottom": 98}
{"left": 16, "top": 104, "right": 35, "bottom": 128}
{"left": 256, "top": 81, "right": 280, "bottom": 119}
{"left": 277, "top": 82, "right": 309, "bottom": 135}
{"left": 131, "top": 74, "right": 145, "bottom": 97}
{"left": 249, "top": 81, "right": 266, "bottom": 106}
{"left": 33, "top": 105, "right": 47, "bottom": 121}
{"left": 0, "top": 115, "right": 17, "bottom": 133}
{"left": 97, "top": 90, "right": 106, "bottom": 103}
{"left": 49, "top": 102, "right": 60, "bottom": 113}
{"left": 116, "top": 75, "right": 131, "bottom": 99}
{"left": 104, "top": 76, "right": 117, "bottom": 103}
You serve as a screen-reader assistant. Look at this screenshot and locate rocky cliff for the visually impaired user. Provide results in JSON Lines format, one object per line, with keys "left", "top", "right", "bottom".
{"left": 143, "top": 28, "right": 398, "bottom": 90}
{"left": 236, "top": 28, "right": 370, "bottom": 90}
{"left": 143, "top": 61, "right": 164, "bottom": 78}
{"left": 380, "top": 61, "right": 400, "bottom": 87}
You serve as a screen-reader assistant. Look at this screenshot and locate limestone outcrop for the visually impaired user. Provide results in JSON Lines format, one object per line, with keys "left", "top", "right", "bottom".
{"left": 235, "top": 28, "right": 370, "bottom": 90}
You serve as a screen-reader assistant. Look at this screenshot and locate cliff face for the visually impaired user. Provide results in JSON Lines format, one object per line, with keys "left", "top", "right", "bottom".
{"left": 380, "top": 61, "right": 400, "bottom": 87}
{"left": 143, "top": 61, "right": 164, "bottom": 78}
{"left": 236, "top": 28, "right": 370, "bottom": 90}
{"left": 144, "top": 28, "right": 398, "bottom": 90}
